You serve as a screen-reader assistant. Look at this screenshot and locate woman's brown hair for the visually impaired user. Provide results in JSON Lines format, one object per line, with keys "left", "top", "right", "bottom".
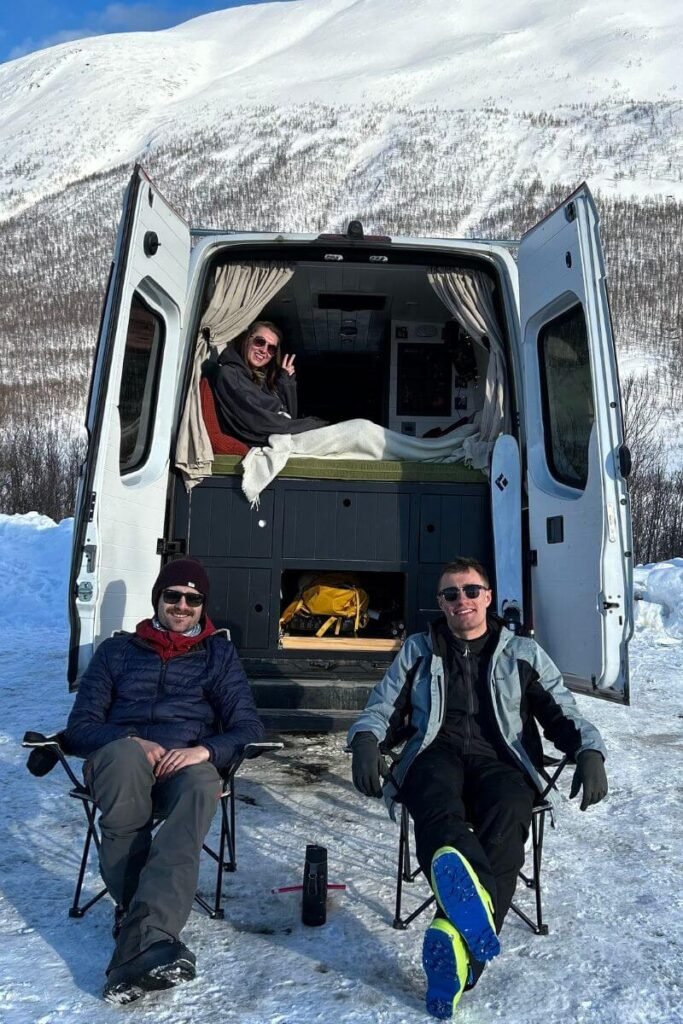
{"left": 233, "top": 320, "right": 284, "bottom": 391}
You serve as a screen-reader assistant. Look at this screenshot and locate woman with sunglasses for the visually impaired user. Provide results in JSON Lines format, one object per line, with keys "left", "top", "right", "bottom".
{"left": 211, "top": 320, "right": 327, "bottom": 446}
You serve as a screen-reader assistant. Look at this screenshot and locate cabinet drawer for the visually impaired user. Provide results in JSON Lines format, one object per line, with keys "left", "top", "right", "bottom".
{"left": 283, "top": 489, "right": 410, "bottom": 562}
{"left": 189, "top": 483, "right": 274, "bottom": 559}
{"left": 419, "top": 492, "right": 490, "bottom": 563}
{"left": 209, "top": 566, "right": 271, "bottom": 651}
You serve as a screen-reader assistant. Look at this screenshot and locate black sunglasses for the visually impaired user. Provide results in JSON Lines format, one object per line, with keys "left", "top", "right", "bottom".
{"left": 250, "top": 335, "right": 279, "bottom": 355}
{"left": 437, "top": 584, "right": 488, "bottom": 602}
{"left": 161, "top": 588, "right": 205, "bottom": 607}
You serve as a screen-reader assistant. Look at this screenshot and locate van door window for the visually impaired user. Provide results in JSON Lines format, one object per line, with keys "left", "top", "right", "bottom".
{"left": 118, "top": 293, "right": 165, "bottom": 473}
{"left": 538, "top": 303, "right": 594, "bottom": 489}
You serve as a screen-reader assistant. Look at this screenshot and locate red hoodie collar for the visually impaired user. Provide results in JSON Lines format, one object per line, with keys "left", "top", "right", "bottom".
{"left": 135, "top": 616, "right": 217, "bottom": 661}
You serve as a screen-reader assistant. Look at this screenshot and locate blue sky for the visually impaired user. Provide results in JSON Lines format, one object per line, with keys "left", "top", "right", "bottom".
{"left": 0, "top": 1, "right": 290, "bottom": 63}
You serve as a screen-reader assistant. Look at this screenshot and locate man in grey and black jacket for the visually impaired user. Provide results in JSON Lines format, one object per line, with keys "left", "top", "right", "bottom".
{"left": 348, "top": 557, "right": 608, "bottom": 1019}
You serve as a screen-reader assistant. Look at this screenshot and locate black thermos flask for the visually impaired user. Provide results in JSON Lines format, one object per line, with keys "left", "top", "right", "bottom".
{"left": 302, "top": 844, "right": 328, "bottom": 926}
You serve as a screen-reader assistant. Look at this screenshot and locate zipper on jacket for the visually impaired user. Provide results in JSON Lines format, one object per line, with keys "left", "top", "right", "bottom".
{"left": 464, "top": 643, "right": 473, "bottom": 754}
{"left": 154, "top": 660, "right": 168, "bottom": 716}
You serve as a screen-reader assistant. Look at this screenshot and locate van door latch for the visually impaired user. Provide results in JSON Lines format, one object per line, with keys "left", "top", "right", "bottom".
{"left": 157, "top": 538, "right": 187, "bottom": 556}
{"left": 602, "top": 600, "right": 620, "bottom": 611}
{"left": 76, "top": 581, "right": 94, "bottom": 602}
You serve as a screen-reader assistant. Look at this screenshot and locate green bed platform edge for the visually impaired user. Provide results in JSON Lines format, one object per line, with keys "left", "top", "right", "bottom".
{"left": 211, "top": 454, "right": 487, "bottom": 484}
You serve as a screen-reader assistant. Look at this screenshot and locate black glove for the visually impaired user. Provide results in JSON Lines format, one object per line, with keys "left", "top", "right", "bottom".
{"left": 570, "top": 750, "right": 608, "bottom": 811}
{"left": 351, "top": 732, "right": 384, "bottom": 798}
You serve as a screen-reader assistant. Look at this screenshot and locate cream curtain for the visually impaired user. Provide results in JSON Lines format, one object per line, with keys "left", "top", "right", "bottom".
{"left": 428, "top": 268, "right": 509, "bottom": 463}
{"left": 175, "top": 261, "right": 294, "bottom": 489}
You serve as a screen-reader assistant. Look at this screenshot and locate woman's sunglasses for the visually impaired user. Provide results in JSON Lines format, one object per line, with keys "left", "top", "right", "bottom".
{"left": 161, "top": 589, "right": 205, "bottom": 607}
{"left": 250, "top": 335, "right": 279, "bottom": 355}
{"left": 437, "top": 584, "right": 488, "bottom": 602}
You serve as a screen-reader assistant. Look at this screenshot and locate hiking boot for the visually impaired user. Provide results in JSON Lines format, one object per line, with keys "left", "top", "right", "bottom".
{"left": 422, "top": 919, "right": 470, "bottom": 1019}
{"left": 431, "top": 847, "right": 500, "bottom": 964}
{"left": 146, "top": 942, "right": 196, "bottom": 988}
{"left": 103, "top": 940, "right": 196, "bottom": 1004}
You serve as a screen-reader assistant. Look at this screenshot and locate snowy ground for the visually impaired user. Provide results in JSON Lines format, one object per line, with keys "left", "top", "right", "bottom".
{"left": 0, "top": 514, "right": 681, "bottom": 1024}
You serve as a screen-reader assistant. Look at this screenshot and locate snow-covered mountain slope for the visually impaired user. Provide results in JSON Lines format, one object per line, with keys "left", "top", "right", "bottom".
{"left": 1, "top": 0, "right": 682, "bottom": 220}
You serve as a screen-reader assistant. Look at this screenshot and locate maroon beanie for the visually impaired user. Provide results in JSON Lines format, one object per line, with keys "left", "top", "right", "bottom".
{"left": 152, "top": 558, "right": 210, "bottom": 609}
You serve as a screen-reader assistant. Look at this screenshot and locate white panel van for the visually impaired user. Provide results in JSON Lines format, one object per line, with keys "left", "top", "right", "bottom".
{"left": 67, "top": 166, "right": 633, "bottom": 728}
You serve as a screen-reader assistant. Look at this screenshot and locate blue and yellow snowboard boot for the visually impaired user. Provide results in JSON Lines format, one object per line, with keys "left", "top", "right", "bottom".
{"left": 431, "top": 846, "right": 500, "bottom": 963}
{"left": 422, "top": 919, "right": 470, "bottom": 1019}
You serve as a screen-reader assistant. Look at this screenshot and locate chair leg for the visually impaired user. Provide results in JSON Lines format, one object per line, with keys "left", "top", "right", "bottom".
{"left": 69, "top": 803, "right": 108, "bottom": 918}
{"left": 509, "top": 808, "right": 549, "bottom": 935}
{"left": 393, "top": 806, "right": 436, "bottom": 929}
{"left": 531, "top": 810, "right": 548, "bottom": 935}
{"left": 227, "top": 786, "right": 236, "bottom": 870}
{"left": 212, "top": 796, "right": 230, "bottom": 919}
{"left": 394, "top": 807, "right": 408, "bottom": 928}
{"left": 196, "top": 789, "right": 235, "bottom": 919}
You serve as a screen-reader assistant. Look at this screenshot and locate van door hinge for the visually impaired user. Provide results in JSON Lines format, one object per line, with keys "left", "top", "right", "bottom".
{"left": 87, "top": 491, "right": 96, "bottom": 521}
{"left": 527, "top": 549, "right": 538, "bottom": 566}
{"left": 156, "top": 538, "right": 187, "bottom": 557}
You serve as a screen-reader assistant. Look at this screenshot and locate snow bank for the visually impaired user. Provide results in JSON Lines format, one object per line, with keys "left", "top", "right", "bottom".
{"left": 2, "top": 512, "right": 681, "bottom": 643}
{"left": 634, "top": 558, "right": 683, "bottom": 639}
{"left": 0, "top": 512, "right": 72, "bottom": 634}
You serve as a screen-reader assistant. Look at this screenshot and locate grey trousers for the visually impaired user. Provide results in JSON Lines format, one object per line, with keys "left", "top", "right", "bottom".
{"left": 85, "top": 737, "right": 221, "bottom": 971}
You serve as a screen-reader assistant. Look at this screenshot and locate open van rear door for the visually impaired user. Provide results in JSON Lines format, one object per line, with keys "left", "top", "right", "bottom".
{"left": 518, "top": 184, "right": 632, "bottom": 703}
{"left": 68, "top": 165, "right": 190, "bottom": 686}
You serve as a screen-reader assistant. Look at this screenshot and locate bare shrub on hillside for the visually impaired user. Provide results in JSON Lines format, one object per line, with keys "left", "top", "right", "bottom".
{"left": 630, "top": 466, "right": 683, "bottom": 566}
{"left": 0, "top": 421, "right": 85, "bottom": 521}
{"left": 0, "top": 101, "right": 681, "bottom": 551}
{"left": 622, "top": 373, "right": 683, "bottom": 563}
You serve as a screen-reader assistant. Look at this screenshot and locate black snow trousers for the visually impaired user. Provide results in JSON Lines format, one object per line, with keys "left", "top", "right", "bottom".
{"left": 399, "top": 743, "right": 536, "bottom": 932}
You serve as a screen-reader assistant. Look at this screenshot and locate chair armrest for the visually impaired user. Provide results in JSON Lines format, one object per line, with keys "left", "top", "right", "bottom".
{"left": 220, "top": 742, "right": 284, "bottom": 783}
{"left": 22, "top": 730, "right": 62, "bottom": 748}
{"left": 22, "top": 729, "right": 81, "bottom": 786}
{"left": 539, "top": 755, "right": 569, "bottom": 800}
{"left": 244, "top": 742, "right": 284, "bottom": 759}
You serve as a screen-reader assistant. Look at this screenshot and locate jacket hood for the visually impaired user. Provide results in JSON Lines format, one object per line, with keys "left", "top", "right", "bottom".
{"left": 217, "top": 346, "right": 248, "bottom": 371}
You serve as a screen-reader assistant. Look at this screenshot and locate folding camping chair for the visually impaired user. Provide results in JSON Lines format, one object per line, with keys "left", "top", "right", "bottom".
{"left": 392, "top": 756, "right": 569, "bottom": 935}
{"left": 23, "top": 731, "right": 282, "bottom": 921}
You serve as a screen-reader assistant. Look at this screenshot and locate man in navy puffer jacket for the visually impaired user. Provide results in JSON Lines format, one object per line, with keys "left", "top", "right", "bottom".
{"left": 65, "top": 557, "right": 264, "bottom": 1005}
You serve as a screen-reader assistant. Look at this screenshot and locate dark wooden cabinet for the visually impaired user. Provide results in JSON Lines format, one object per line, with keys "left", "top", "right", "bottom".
{"left": 173, "top": 474, "right": 492, "bottom": 659}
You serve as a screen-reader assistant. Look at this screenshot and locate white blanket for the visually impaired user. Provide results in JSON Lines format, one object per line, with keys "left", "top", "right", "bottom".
{"left": 241, "top": 418, "right": 490, "bottom": 506}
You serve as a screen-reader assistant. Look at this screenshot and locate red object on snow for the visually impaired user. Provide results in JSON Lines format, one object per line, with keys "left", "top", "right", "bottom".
{"left": 271, "top": 883, "right": 347, "bottom": 895}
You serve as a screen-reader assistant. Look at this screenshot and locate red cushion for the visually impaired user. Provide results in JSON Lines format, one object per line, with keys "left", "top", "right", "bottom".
{"left": 200, "top": 377, "right": 250, "bottom": 456}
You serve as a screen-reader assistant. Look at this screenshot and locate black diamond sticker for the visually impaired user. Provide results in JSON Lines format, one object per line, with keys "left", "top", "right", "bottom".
{"left": 495, "top": 473, "right": 508, "bottom": 491}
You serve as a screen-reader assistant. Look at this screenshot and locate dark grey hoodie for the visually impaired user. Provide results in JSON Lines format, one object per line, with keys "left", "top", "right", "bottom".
{"left": 209, "top": 347, "right": 326, "bottom": 446}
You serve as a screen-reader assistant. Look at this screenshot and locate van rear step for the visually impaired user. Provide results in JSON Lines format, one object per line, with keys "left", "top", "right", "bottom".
{"left": 260, "top": 707, "right": 359, "bottom": 733}
{"left": 250, "top": 677, "right": 373, "bottom": 713}
{"left": 251, "top": 677, "right": 372, "bottom": 732}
